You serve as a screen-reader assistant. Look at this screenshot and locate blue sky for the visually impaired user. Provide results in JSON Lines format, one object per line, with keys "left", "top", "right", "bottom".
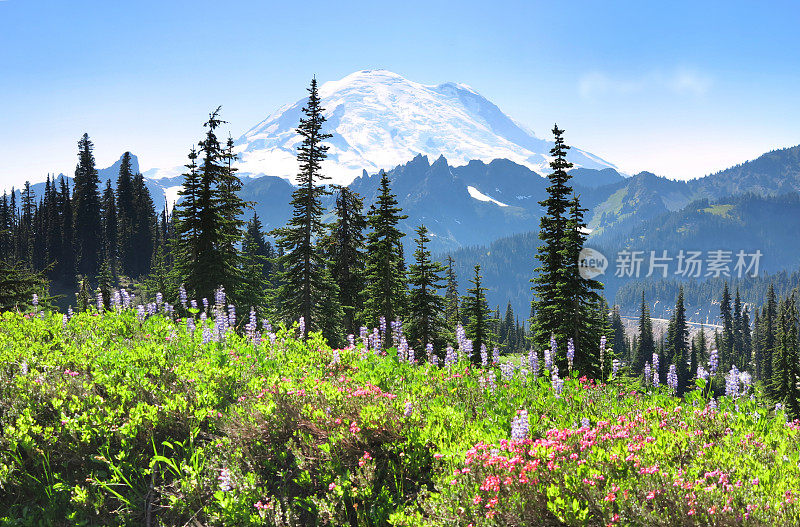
{"left": 1, "top": 0, "right": 799, "bottom": 189}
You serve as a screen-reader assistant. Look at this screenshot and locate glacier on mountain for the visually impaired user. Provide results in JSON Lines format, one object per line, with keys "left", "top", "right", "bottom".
{"left": 233, "top": 69, "right": 616, "bottom": 185}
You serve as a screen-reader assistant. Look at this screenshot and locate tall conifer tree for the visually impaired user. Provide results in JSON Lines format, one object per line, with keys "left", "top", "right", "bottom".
{"left": 72, "top": 134, "right": 103, "bottom": 279}
{"left": 273, "top": 80, "right": 342, "bottom": 341}
{"left": 362, "top": 173, "right": 408, "bottom": 327}
{"left": 407, "top": 225, "right": 447, "bottom": 354}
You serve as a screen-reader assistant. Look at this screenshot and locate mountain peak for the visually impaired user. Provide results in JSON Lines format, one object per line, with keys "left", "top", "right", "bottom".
{"left": 234, "top": 70, "right": 616, "bottom": 186}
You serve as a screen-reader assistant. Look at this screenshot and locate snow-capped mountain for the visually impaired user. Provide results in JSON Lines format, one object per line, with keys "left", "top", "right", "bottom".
{"left": 234, "top": 69, "right": 616, "bottom": 185}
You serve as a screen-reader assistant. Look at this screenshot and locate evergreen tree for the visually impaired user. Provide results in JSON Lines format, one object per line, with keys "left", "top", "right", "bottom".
{"left": 238, "top": 213, "right": 271, "bottom": 316}
{"left": 531, "top": 126, "right": 603, "bottom": 377}
{"left": 362, "top": 172, "right": 408, "bottom": 327}
{"left": 72, "top": 134, "right": 103, "bottom": 279}
{"left": 665, "top": 286, "right": 690, "bottom": 394}
{"left": 719, "top": 282, "right": 734, "bottom": 366}
{"left": 733, "top": 288, "right": 744, "bottom": 369}
{"left": 632, "top": 291, "right": 655, "bottom": 375}
{"left": 772, "top": 291, "right": 800, "bottom": 417}
{"left": 272, "top": 81, "right": 342, "bottom": 341}
{"left": 444, "top": 255, "right": 460, "bottom": 330}
{"left": 57, "top": 177, "right": 76, "bottom": 285}
{"left": 115, "top": 151, "right": 137, "bottom": 277}
{"left": 464, "top": 264, "right": 494, "bottom": 365}
{"left": 752, "top": 309, "right": 763, "bottom": 380}
{"left": 324, "top": 186, "right": 366, "bottom": 335}
{"left": 761, "top": 285, "right": 778, "bottom": 391}
{"left": 742, "top": 306, "right": 752, "bottom": 372}
{"left": 175, "top": 107, "right": 247, "bottom": 303}
{"left": 0, "top": 260, "right": 48, "bottom": 311}
{"left": 501, "top": 301, "right": 517, "bottom": 353}
{"left": 101, "top": 180, "right": 118, "bottom": 279}
{"left": 407, "top": 225, "right": 447, "bottom": 355}
{"left": 610, "top": 306, "right": 627, "bottom": 366}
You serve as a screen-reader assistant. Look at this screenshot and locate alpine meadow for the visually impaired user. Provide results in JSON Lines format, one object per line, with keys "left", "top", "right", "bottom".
{"left": 3, "top": 2, "right": 800, "bottom": 526}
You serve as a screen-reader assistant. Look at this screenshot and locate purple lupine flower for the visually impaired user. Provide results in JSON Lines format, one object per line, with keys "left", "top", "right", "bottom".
{"left": 112, "top": 290, "right": 121, "bottom": 310}
{"left": 262, "top": 320, "right": 272, "bottom": 334}
{"left": 697, "top": 365, "right": 709, "bottom": 381}
{"left": 20, "top": 361, "right": 28, "bottom": 376}
{"left": 228, "top": 305, "right": 236, "bottom": 327}
{"left": 155, "top": 292, "right": 163, "bottom": 305}
{"left": 652, "top": 353, "right": 660, "bottom": 380}
{"left": 190, "top": 299, "right": 198, "bottom": 310}
{"left": 550, "top": 334, "right": 557, "bottom": 359}
{"left": 96, "top": 291, "right": 104, "bottom": 311}
{"left": 147, "top": 302, "right": 156, "bottom": 316}
{"left": 544, "top": 348, "right": 554, "bottom": 373}
{"left": 179, "top": 285, "right": 187, "bottom": 308}
{"left": 268, "top": 332, "right": 276, "bottom": 347}
{"left": 462, "top": 339, "right": 473, "bottom": 363}
{"left": 709, "top": 349, "right": 719, "bottom": 376}
{"left": 643, "top": 361, "right": 651, "bottom": 387}
{"left": 708, "top": 398, "right": 717, "bottom": 411}
{"left": 612, "top": 359, "right": 620, "bottom": 378}
{"left": 298, "top": 316, "right": 305, "bottom": 337}
{"left": 600, "top": 335, "right": 607, "bottom": 364}
{"left": 187, "top": 317, "right": 196, "bottom": 335}
{"left": 518, "top": 367, "right": 528, "bottom": 383}
{"left": 581, "top": 417, "right": 591, "bottom": 429}
{"left": 407, "top": 346, "right": 415, "bottom": 364}
{"left": 567, "top": 338, "right": 575, "bottom": 373}
{"left": 667, "top": 364, "right": 678, "bottom": 393}
{"left": 32, "top": 293, "right": 38, "bottom": 307}
{"left": 62, "top": 314, "right": 68, "bottom": 329}
{"left": 500, "top": 362, "right": 514, "bottom": 381}
{"left": 480, "top": 344, "right": 488, "bottom": 367}
{"left": 67, "top": 306, "right": 73, "bottom": 317}
{"left": 430, "top": 354, "right": 439, "bottom": 367}
{"left": 379, "top": 316, "right": 387, "bottom": 337}
{"left": 493, "top": 346, "right": 500, "bottom": 365}
{"left": 426, "top": 343, "right": 434, "bottom": 362}
{"left": 397, "top": 336, "right": 408, "bottom": 362}
{"left": 444, "top": 345, "right": 456, "bottom": 368}
{"left": 331, "top": 348, "right": 340, "bottom": 365}
{"left": 202, "top": 327, "right": 212, "bottom": 345}
{"left": 372, "top": 328, "right": 381, "bottom": 353}
{"left": 137, "top": 304, "right": 145, "bottom": 321}
{"left": 360, "top": 326, "right": 368, "bottom": 348}
{"left": 202, "top": 297, "right": 209, "bottom": 311}
{"left": 214, "top": 287, "right": 225, "bottom": 307}
{"left": 347, "top": 334, "right": 355, "bottom": 349}
{"left": 404, "top": 401, "right": 413, "bottom": 418}
{"left": 455, "top": 324, "right": 467, "bottom": 350}
{"left": 510, "top": 409, "right": 529, "bottom": 441}
{"left": 487, "top": 370, "right": 497, "bottom": 392}
{"left": 725, "top": 365, "right": 740, "bottom": 398}
{"left": 529, "top": 348, "right": 539, "bottom": 379}
{"left": 552, "top": 372, "right": 564, "bottom": 396}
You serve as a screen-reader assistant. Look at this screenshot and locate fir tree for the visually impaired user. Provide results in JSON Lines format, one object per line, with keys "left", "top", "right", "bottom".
{"left": 101, "top": 180, "right": 118, "bottom": 279}
{"left": 761, "top": 285, "right": 778, "bottom": 391}
{"left": 115, "top": 151, "right": 136, "bottom": 277}
{"left": 175, "top": 107, "right": 247, "bottom": 303}
{"left": 362, "top": 172, "right": 408, "bottom": 327}
{"left": 632, "top": 291, "right": 655, "bottom": 375}
{"left": 72, "top": 134, "right": 103, "bottom": 279}
{"left": 772, "top": 291, "right": 800, "bottom": 417}
{"left": 238, "top": 213, "right": 271, "bottom": 316}
{"left": 719, "top": 282, "right": 734, "bottom": 366}
{"left": 324, "top": 186, "right": 367, "bottom": 335}
{"left": 407, "top": 225, "right": 447, "bottom": 355}
{"left": 464, "top": 264, "right": 494, "bottom": 365}
{"left": 444, "top": 255, "right": 460, "bottom": 330}
{"left": 665, "top": 286, "right": 690, "bottom": 394}
{"left": 733, "top": 288, "right": 744, "bottom": 369}
{"left": 610, "top": 306, "right": 627, "bottom": 365}
{"left": 272, "top": 81, "right": 342, "bottom": 341}
{"left": 0, "top": 260, "right": 48, "bottom": 311}
{"left": 531, "top": 126, "right": 602, "bottom": 377}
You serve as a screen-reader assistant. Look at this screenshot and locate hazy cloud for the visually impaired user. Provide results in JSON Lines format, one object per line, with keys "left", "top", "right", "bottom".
{"left": 579, "top": 69, "right": 712, "bottom": 99}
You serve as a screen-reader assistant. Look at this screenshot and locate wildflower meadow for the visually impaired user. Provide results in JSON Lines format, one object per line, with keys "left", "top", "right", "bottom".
{"left": 1, "top": 291, "right": 799, "bottom": 526}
